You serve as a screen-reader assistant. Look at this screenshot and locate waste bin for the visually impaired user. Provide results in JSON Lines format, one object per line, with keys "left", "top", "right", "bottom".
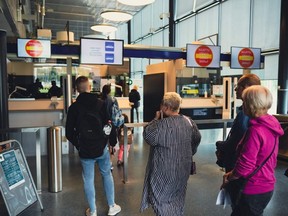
{"left": 47, "top": 126, "right": 62, "bottom": 192}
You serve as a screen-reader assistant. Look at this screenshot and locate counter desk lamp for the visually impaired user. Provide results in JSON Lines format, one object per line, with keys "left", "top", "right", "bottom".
{"left": 8, "top": 86, "right": 27, "bottom": 99}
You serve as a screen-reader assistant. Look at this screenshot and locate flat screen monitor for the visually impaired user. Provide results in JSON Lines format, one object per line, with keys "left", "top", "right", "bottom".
{"left": 230, "top": 47, "right": 261, "bottom": 69}
{"left": 80, "top": 38, "right": 124, "bottom": 65}
{"left": 186, "top": 44, "right": 221, "bottom": 68}
{"left": 17, "top": 38, "right": 51, "bottom": 58}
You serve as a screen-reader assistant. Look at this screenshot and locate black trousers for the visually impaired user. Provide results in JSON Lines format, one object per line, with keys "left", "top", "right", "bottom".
{"left": 231, "top": 190, "right": 273, "bottom": 216}
{"left": 130, "top": 106, "right": 139, "bottom": 123}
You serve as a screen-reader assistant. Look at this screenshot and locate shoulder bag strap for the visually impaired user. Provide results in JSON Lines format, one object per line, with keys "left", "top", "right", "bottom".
{"left": 246, "top": 137, "right": 277, "bottom": 180}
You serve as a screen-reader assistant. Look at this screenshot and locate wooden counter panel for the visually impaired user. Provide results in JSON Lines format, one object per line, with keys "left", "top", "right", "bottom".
{"left": 181, "top": 98, "right": 223, "bottom": 108}
{"left": 9, "top": 99, "right": 64, "bottom": 111}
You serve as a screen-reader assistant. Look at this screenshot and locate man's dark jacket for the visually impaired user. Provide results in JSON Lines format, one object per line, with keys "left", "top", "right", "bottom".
{"left": 129, "top": 89, "right": 140, "bottom": 108}
{"left": 65, "top": 92, "right": 117, "bottom": 158}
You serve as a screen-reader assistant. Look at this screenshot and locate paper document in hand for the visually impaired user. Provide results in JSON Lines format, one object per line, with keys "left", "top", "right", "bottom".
{"left": 216, "top": 188, "right": 231, "bottom": 209}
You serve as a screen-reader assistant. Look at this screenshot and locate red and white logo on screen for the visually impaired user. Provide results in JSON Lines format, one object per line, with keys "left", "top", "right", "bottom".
{"left": 25, "top": 40, "right": 43, "bottom": 57}
{"left": 194, "top": 45, "right": 213, "bottom": 67}
{"left": 238, "top": 48, "right": 254, "bottom": 68}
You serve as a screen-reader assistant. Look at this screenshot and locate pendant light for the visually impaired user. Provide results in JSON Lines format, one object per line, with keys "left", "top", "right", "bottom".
{"left": 117, "top": 0, "right": 155, "bottom": 6}
{"left": 100, "top": 10, "right": 133, "bottom": 22}
{"left": 90, "top": 24, "right": 118, "bottom": 33}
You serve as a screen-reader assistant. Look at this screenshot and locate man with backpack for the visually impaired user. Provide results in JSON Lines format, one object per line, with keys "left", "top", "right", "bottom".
{"left": 65, "top": 76, "right": 121, "bottom": 216}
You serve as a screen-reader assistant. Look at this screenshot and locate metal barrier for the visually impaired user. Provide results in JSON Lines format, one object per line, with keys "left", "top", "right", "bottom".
{"left": 47, "top": 126, "right": 62, "bottom": 193}
{"left": 122, "top": 119, "right": 234, "bottom": 183}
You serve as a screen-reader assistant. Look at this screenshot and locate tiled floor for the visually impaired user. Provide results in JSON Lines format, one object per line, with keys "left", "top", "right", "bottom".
{"left": 1, "top": 128, "right": 288, "bottom": 216}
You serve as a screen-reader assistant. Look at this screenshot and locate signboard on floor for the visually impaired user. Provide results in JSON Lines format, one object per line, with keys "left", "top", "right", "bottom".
{"left": 0, "top": 140, "right": 43, "bottom": 215}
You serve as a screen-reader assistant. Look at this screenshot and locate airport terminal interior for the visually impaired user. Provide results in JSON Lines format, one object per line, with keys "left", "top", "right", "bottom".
{"left": 1, "top": 0, "right": 288, "bottom": 215}
{"left": 1, "top": 127, "right": 288, "bottom": 216}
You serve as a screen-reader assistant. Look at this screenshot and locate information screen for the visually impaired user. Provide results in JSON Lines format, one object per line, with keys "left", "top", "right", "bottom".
{"left": 80, "top": 38, "right": 124, "bottom": 65}
{"left": 17, "top": 38, "right": 51, "bottom": 58}
{"left": 230, "top": 47, "right": 261, "bottom": 69}
{"left": 186, "top": 44, "right": 221, "bottom": 68}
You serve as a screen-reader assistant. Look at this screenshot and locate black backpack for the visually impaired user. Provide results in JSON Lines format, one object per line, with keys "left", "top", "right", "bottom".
{"left": 77, "top": 103, "right": 108, "bottom": 158}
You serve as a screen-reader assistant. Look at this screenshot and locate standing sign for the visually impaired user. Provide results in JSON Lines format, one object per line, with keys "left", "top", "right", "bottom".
{"left": 230, "top": 47, "right": 261, "bottom": 69}
{"left": 0, "top": 140, "right": 43, "bottom": 216}
{"left": 0, "top": 150, "right": 25, "bottom": 190}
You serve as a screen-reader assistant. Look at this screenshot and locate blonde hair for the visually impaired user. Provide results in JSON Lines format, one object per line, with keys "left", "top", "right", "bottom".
{"left": 161, "top": 92, "right": 182, "bottom": 112}
{"left": 242, "top": 85, "right": 272, "bottom": 117}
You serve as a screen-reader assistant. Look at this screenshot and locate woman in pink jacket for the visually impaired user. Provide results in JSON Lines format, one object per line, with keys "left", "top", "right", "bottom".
{"left": 222, "top": 85, "right": 284, "bottom": 216}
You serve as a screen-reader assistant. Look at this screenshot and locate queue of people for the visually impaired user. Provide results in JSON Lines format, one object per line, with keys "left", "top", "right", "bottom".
{"left": 65, "top": 74, "right": 284, "bottom": 216}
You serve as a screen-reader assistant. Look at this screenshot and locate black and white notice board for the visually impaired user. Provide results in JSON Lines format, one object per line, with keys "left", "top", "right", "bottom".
{"left": 0, "top": 139, "right": 43, "bottom": 215}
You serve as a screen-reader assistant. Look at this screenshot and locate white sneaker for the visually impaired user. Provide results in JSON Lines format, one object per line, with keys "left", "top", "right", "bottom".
{"left": 108, "top": 204, "right": 121, "bottom": 216}
{"left": 85, "top": 208, "right": 97, "bottom": 216}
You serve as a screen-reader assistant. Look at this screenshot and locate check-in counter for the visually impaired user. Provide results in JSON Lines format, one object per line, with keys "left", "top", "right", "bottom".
{"left": 180, "top": 97, "right": 223, "bottom": 118}
{"left": 8, "top": 97, "right": 131, "bottom": 128}
{"left": 9, "top": 98, "right": 64, "bottom": 128}
{"left": 180, "top": 97, "right": 224, "bottom": 129}
{"left": 8, "top": 97, "right": 131, "bottom": 156}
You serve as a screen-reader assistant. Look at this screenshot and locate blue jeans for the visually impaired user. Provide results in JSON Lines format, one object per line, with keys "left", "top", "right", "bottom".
{"left": 80, "top": 146, "right": 115, "bottom": 212}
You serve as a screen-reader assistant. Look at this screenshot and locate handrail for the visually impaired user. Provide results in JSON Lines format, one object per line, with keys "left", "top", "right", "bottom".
{"left": 122, "top": 118, "right": 234, "bottom": 183}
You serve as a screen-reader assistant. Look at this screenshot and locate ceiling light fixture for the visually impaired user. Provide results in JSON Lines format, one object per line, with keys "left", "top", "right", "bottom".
{"left": 117, "top": 0, "right": 155, "bottom": 6}
{"left": 101, "top": 10, "right": 133, "bottom": 22}
{"left": 90, "top": 24, "right": 117, "bottom": 33}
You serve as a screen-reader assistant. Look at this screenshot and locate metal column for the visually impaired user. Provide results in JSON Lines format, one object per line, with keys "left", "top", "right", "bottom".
{"left": 0, "top": 30, "right": 9, "bottom": 141}
{"left": 277, "top": 0, "right": 288, "bottom": 114}
{"left": 47, "top": 126, "right": 62, "bottom": 192}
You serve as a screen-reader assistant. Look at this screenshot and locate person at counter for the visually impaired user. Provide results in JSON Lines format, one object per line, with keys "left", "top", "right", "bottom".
{"left": 48, "top": 81, "right": 62, "bottom": 98}
{"left": 216, "top": 74, "right": 261, "bottom": 172}
{"left": 65, "top": 76, "right": 121, "bottom": 216}
{"left": 129, "top": 85, "right": 141, "bottom": 123}
{"left": 28, "top": 78, "right": 43, "bottom": 99}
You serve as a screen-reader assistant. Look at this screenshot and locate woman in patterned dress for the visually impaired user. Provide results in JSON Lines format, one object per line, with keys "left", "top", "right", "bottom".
{"left": 140, "top": 92, "right": 201, "bottom": 216}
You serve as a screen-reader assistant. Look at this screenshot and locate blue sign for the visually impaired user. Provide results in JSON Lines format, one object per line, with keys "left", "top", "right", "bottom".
{"left": 105, "top": 41, "right": 115, "bottom": 52}
{"left": 105, "top": 53, "right": 115, "bottom": 63}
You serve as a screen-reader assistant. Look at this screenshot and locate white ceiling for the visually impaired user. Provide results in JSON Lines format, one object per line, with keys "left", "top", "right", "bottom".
{"left": 0, "top": 0, "right": 145, "bottom": 40}
{"left": 0, "top": 0, "right": 219, "bottom": 41}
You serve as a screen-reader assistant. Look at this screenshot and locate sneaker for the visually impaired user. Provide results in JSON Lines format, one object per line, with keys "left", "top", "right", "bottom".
{"left": 108, "top": 204, "right": 121, "bottom": 216}
{"left": 85, "top": 208, "right": 97, "bottom": 216}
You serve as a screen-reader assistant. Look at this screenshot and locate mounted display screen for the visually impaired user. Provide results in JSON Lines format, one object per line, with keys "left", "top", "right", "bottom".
{"left": 230, "top": 47, "right": 261, "bottom": 69}
{"left": 80, "top": 38, "right": 124, "bottom": 65}
{"left": 186, "top": 44, "right": 221, "bottom": 68}
{"left": 17, "top": 39, "right": 51, "bottom": 58}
